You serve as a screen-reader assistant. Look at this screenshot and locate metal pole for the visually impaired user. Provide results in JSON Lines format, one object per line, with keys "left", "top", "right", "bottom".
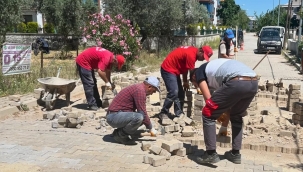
{"left": 297, "top": 0, "right": 303, "bottom": 60}
{"left": 278, "top": 0, "right": 281, "bottom": 25}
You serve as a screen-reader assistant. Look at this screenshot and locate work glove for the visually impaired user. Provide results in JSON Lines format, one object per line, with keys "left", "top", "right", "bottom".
{"left": 202, "top": 98, "right": 218, "bottom": 117}
{"left": 218, "top": 126, "right": 228, "bottom": 136}
{"left": 197, "top": 88, "right": 203, "bottom": 95}
{"left": 183, "top": 82, "right": 190, "bottom": 91}
{"left": 105, "top": 82, "right": 112, "bottom": 90}
{"left": 149, "top": 128, "right": 158, "bottom": 137}
{"left": 217, "top": 113, "right": 228, "bottom": 123}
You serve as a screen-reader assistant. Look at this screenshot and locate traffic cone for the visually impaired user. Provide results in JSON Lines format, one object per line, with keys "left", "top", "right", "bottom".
{"left": 240, "top": 42, "right": 244, "bottom": 50}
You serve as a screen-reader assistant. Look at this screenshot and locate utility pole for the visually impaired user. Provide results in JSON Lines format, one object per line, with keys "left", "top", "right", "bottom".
{"left": 278, "top": 0, "right": 281, "bottom": 25}
{"left": 297, "top": 0, "right": 303, "bottom": 61}
{"left": 283, "top": 0, "right": 291, "bottom": 50}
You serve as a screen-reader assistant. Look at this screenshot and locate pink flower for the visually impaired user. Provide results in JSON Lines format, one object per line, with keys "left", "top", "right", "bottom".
{"left": 119, "top": 40, "right": 125, "bottom": 46}
{"left": 135, "top": 56, "right": 139, "bottom": 59}
{"left": 86, "top": 35, "right": 91, "bottom": 39}
{"left": 97, "top": 41, "right": 102, "bottom": 46}
{"left": 92, "top": 29, "right": 97, "bottom": 34}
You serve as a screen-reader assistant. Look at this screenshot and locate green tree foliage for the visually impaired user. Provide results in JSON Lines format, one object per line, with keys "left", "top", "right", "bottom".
{"left": 103, "top": 0, "right": 209, "bottom": 37}
{"left": 37, "top": 0, "right": 83, "bottom": 36}
{"left": 27, "top": 22, "right": 38, "bottom": 33}
{"left": 0, "top": 0, "right": 24, "bottom": 45}
{"left": 237, "top": 10, "right": 250, "bottom": 30}
{"left": 216, "top": 0, "right": 240, "bottom": 26}
{"left": 82, "top": 0, "right": 99, "bottom": 16}
{"left": 184, "top": 0, "right": 210, "bottom": 26}
{"left": 254, "top": 7, "right": 287, "bottom": 32}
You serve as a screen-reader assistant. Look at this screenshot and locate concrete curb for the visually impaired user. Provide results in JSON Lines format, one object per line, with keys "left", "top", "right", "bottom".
{"left": 282, "top": 50, "right": 301, "bottom": 72}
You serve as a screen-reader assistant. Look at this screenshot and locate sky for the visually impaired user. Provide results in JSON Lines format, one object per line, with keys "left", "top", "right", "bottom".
{"left": 234, "top": 0, "right": 289, "bottom": 17}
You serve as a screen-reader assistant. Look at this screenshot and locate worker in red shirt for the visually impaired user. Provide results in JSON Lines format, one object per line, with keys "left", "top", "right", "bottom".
{"left": 76, "top": 47, "right": 125, "bottom": 111}
{"left": 159, "top": 45, "right": 213, "bottom": 121}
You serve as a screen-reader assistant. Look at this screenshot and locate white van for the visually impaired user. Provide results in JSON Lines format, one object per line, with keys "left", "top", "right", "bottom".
{"left": 259, "top": 26, "right": 285, "bottom": 47}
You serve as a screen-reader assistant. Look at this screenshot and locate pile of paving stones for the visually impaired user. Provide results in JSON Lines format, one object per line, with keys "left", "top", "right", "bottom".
{"left": 142, "top": 138, "right": 197, "bottom": 167}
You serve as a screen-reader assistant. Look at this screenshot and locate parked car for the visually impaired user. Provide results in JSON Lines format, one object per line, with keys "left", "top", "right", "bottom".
{"left": 220, "top": 29, "right": 244, "bottom": 47}
{"left": 259, "top": 26, "right": 285, "bottom": 48}
{"left": 257, "top": 29, "right": 282, "bottom": 54}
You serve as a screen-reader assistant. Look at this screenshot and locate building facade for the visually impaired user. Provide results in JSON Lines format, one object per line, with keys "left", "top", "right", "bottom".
{"left": 198, "top": 0, "right": 218, "bottom": 25}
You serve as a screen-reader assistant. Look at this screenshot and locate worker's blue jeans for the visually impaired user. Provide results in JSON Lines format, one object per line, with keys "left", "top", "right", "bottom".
{"left": 160, "top": 68, "right": 184, "bottom": 117}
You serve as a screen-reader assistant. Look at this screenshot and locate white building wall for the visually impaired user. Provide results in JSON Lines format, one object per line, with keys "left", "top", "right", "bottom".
{"left": 213, "top": 0, "right": 218, "bottom": 25}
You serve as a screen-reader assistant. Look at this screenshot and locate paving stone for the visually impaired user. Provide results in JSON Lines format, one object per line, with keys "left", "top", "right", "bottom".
{"left": 159, "top": 149, "right": 171, "bottom": 160}
{"left": 149, "top": 145, "right": 162, "bottom": 155}
{"left": 172, "top": 148, "right": 186, "bottom": 157}
{"left": 141, "top": 141, "right": 151, "bottom": 151}
{"left": 161, "top": 140, "right": 183, "bottom": 152}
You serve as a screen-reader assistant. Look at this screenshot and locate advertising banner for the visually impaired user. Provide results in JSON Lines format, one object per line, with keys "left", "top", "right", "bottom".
{"left": 2, "top": 43, "right": 32, "bottom": 75}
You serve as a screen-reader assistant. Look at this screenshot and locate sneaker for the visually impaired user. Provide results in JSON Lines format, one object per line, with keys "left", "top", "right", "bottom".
{"left": 113, "top": 129, "right": 137, "bottom": 145}
{"left": 88, "top": 105, "right": 99, "bottom": 111}
{"left": 224, "top": 150, "right": 241, "bottom": 164}
{"left": 197, "top": 152, "right": 220, "bottom": 164}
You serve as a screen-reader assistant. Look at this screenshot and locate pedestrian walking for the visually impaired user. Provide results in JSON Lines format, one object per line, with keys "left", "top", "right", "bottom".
{"left": 158, "top": 45, "right": 213, "bottom": 121}
{"left": 190, "top": 58, "right": 258, "bottom": 164}
{"left": 106, "top": 76, "right": 160, "bottom": 145}
{"left": 76, "top": 47, "right": 125, "bottom": 111}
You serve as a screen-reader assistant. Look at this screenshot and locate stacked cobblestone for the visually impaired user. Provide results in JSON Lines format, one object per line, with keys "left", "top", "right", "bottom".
{"left": 183, "top": 91, "right": 193, "bottom": 118}
{"left": 159, "top": 78, "right": 166, "bottom": 106}
{"left": 292, "top": 102, "right": 303, "bottom": 126}
{"left": 142, "top": 139, "right": 196, "bottom": 167}
{"left": 287, "top": 84, "right": 301, "bottom": 111}
{"left": 193, "top": 93, "right": 204, "bottom": 121}
{"left": 101, "top": 86, "right": 115, "bottom": 108}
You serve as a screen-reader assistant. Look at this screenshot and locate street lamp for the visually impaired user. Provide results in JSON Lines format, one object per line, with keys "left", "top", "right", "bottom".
{"left": 278, "top": 0, "right": 281, "bottom": 25}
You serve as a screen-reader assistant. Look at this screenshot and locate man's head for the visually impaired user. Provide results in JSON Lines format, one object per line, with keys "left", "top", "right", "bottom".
{"left": 143, "top": 76, "right": 160, "bottom": 95}
{"left": 197, "top": 46, "right": 213, "bottom": 61}
{"left": 113, "top": 55, "right": 125, "bottom": 70}
{"left": 189, "top": 68, "right": 198, "bottom": 88}
{"left": 224, "top": 29, "right": 235, "bottom": 42}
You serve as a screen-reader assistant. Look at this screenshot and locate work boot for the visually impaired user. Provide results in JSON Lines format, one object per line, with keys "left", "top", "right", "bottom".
{"left": 224, "top": 150, "right": 241, "bottom": 164}
{"left": 113, "top": 129, "right": 137, "bottom": 145}
{"left": 158, "top": 113, "right": 169, "bottom": 121}
{"left": 197, "top": 152, "right": 220, "bottom": 164}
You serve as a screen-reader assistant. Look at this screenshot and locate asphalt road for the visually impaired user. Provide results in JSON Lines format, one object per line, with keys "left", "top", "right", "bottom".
{"left": 196, "top": 32, "right": 303, "bottom": 90}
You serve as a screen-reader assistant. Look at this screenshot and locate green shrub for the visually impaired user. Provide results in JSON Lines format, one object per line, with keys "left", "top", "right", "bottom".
{"left": 27, "top": 22, "right": 38, "bottom": 33}
{"left": 17, "top": 23, "right": 27, "bottom": 33}
{"left": 186, "top": 24, "right": 198, "bottom": 35}
{"left": 44, "top": 23, "right": 55, "bottom": 33}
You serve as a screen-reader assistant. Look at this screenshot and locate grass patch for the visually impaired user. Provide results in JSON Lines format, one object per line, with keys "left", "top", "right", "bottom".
{"left": 201, "top": 37, "right": 220, "bottom": 50}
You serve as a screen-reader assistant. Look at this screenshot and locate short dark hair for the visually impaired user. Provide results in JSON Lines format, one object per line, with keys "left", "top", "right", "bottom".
{"left": 190, "top": 68, "right": 198, "bottom": 82}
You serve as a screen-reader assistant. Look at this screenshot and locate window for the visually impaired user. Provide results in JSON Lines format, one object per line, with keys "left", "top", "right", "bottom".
{"left": 23, "top": 15, "right": 33, "bottom": 24}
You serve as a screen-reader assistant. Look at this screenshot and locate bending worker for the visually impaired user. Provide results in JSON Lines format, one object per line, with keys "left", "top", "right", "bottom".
{"left": 190, "top": 58, "right": 258, "bottom": 164}
{"left": 158, "top": 45, "right": 213, "bottom": 121}
{"left": 76, "top": 47, "right": 125, "bottom": 111}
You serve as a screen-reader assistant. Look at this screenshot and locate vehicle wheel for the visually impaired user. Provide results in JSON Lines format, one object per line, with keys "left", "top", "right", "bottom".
{"left": 45, "top": 93, "right": 56, "bottom": 110}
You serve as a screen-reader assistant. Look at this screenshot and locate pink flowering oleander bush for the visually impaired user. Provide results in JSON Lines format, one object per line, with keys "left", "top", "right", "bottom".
{"left": 81, "top": 13, "right": 141, "bottom": 69}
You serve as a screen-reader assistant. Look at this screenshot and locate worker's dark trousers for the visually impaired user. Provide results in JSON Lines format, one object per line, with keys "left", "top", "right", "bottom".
{"left": 77, "top": 64, "right": 102, "bottom": 107}
{"left": 203, "top": 80, "right": 258, "bottom": 151}
{"left": 160, "top": 68, "right": 184, "bottom": 117}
